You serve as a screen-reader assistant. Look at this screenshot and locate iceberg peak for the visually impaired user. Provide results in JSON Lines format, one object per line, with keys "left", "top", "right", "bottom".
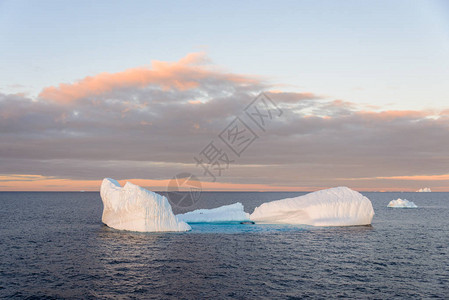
{"left": 100, "top": 178, "right": 191, "bottom": 232}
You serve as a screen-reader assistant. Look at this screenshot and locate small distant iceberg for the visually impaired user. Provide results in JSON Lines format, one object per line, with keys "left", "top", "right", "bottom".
{"left": 387, "top": 198, "right": 418, "bottom": 208}
{"left": 176, "top": 203, "right": 250, "bottom": 223}
{"left": 250, "top": 187, "right": 374, "bottom": 226}
{"left": 416, "top": 187, "right": 431, "bottom": 192}
{"left": 100, "top": 178, "right": 191, "bottom": 232}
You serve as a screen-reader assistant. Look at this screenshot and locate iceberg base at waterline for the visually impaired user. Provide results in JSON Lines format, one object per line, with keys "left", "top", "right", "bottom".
{"left": 100, "top": 178, "right": 191, "bottom": 232}
{"left": 177, "top": 203, "right": 250, "bottom": 223}
{"left": 387, "top": 198, "right": 418, "bottom": 208}
{"left": 249, "top": 187, "right": 375, "bottom": 226}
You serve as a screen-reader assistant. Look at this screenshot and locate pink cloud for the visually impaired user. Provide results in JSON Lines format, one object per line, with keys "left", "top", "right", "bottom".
{"left": 356, "top": 110, "right": 428, "bottom": 121}
{"left": 39, "top": 52, "right": 259, "bottom": 103}
{"left": 0, "top": 174, "right": 317, "bottom": 192}
{"left": 265, "top": 91, "right": 322, "bottom": 103}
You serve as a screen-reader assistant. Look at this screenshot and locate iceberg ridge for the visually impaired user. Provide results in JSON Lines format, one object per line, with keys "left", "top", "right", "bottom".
{"left": 250, "top": 187, "right": 374, "bottom": 226}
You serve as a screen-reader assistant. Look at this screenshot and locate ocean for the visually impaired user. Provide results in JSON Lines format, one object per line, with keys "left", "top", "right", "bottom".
{"left": 1, "top": 191, "right": 448, "bottom": 299}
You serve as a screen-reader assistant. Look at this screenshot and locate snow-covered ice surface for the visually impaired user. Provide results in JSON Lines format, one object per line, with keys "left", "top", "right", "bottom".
{"left": 387, "top": 198, "right": 418, "bottom": 208}
{"left": 100, "top": 178, "right": 191, "bottom": 232}
{"left": 250, "top": 187, "right": 374, "bottom": 226}
{"left": 417, "top": 188, "right": 431, "bottom": 192}
{"left": 176, "top": 203, "right": 250, "bottom": 223}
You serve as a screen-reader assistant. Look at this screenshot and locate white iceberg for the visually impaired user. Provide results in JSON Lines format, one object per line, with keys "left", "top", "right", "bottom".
{"left": 249, "top": 187, "right": 374, "bottom": 226}
{"left": 387, "top": 198, "right": 418, "bottom": 208}
{"left": 176, "top": 203, "right": 250, "bottom": 223}
{"left": 100, "top": 178, "right": 191, "bottom": 232}
{"left": 416, "top": 187, "right": 431, "bottom": 192}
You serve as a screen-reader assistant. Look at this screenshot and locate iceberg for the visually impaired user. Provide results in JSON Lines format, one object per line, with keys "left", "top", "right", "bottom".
{"left": 100, "top": 178, "right": 191, "bottom": 232}
{"left": 416, "top": 187, "right": 431, "bottom": 192}
{"left": 249, "top": 187, "right": 374, "bottom": 226}
{"left": 387, "top": 198, "right": 418, "bottom": 208}
{"left": 176, "top": 203, "right": 250, "bottom": 223}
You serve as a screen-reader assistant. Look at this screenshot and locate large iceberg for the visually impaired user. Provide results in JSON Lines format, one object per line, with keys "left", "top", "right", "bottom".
{"left": 387, "top": 198, "right": 418, "bottom": 208}
{"left": 100, "top": 178, "right": 191, "bottom": 232}
{"left": 249, "top": 187, "right": 374, "bottom": 226}
{"left": 177, "top": 203, "right": 250, "bottom": 223}
{"left": 416, "top": 187, "right": 431, "bottom": 192}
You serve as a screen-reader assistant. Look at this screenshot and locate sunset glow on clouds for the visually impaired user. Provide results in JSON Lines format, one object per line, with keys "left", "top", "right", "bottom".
{"left": 38, "top": 52, "right": 259, "bottom": 103}
{"left": 1, "top": 51, "right": 448, "bottom": 191}
{"left": 0, "top": 175, "right": 316, "bottom": 192}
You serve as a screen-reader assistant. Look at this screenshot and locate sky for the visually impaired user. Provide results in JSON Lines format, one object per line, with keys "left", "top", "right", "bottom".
{"left": 0, "top": 0, "right": 448, "bottom": 191}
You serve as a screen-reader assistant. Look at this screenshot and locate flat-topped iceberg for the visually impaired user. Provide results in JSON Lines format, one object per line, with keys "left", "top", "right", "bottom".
{"left": 177, "top": 203, "right": 250, "bottom": 223}
{"left": 387, "top": 198, "right": 418, "bottom": 208}
{"left": 417, "top": 187, "right": 431, "bottom": 192}
{"left": 250, "top": 187, "right": 374, "bottom": 226}
{"left": 100, "top": 178, "right": 191, "bottom": 232}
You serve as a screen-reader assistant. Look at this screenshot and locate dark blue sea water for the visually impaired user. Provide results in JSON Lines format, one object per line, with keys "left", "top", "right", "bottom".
{"left": 1, "top": 191, "right": 448, "bottom": 299}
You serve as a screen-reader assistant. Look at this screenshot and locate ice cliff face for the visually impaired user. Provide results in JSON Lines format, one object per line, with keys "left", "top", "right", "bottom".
{"left": 250, "top": 187, "right": 374, "bottom": 226}
{"left": 416, "top": 188, "right": 431, "bottom": 192}
{"left": 100, "top": 178, "right": 191, "bottom": 232}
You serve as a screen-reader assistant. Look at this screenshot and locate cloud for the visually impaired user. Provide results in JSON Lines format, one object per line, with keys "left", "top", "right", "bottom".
{"left": 1, "top": 53, "right": 449, "bottom": 191}
{"left": 266, "top": 91, "right": 322, "bottom": 103}
{"left": 39, "top": 52, "right": 260, "bottom": 103}
{"left": 343, "top": 174, "right": 449, "bottom": 181}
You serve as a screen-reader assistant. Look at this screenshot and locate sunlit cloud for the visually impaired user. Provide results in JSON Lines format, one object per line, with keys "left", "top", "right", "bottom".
{"left": 0, "top": 174, "right": 55, "bottom": 182}
{"left": 0, "top": 174, "right": 314, "bottom": 192}
{"left": 1, "top": 53, "right": 448, "bottom": 191}
{"left": 345, "top": 174, "right": 449, "bottom": 181}
{"left": 38, "top": 52, "right": 260, "bottom": 103}
{"left": 356, "top": 110, "right": 429, "bottom": 121}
